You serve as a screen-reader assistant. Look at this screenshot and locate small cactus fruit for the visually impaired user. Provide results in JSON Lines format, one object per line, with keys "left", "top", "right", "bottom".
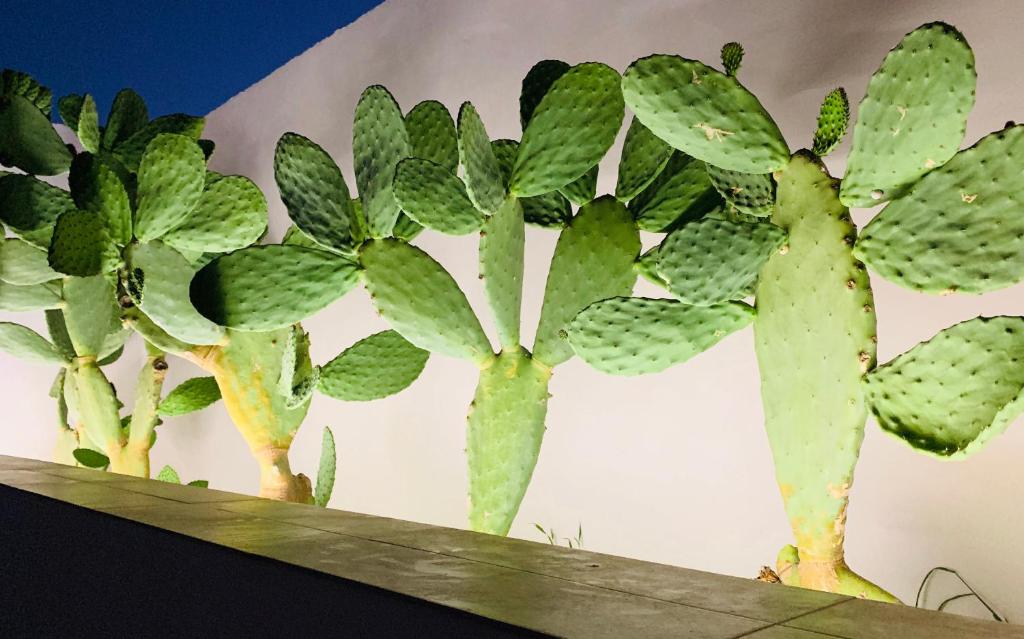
{"left": 360, "top": 239, "right": 493, "bottom": 364}
{"left": 510, "top": 62, "right": 624, "bottom": 197}
{"left": 811, "top": 88, "right": 850, "bottom": 158}
{"left": 656, "top": 216, "right": 786, "bottom": 306}
{"left": 720, "top": 42, "right": 744, "bottom": 77}
{"left": 840, "top": 23, "right": 976, "bottom": 207}
{"left": 353, "top": 85, "right": 411, "bottom": 238}
{"left": 457, "top": 102, "right": 506, "bottom": 215}
{"left": 318, "top": 330, "right": 429, "bottom": 402}
{"left": 754, "top": 152, "right": 894, "bottom": 602}
{"left": 314, "top": 426, "right": 337, "bottom": 507}
{"left": 622, "top": 55, "right": 789, "bottom": 173}
{"left": 157, "top": 376, "right": 222, "bottom": 417}
{"left": 480, "top": 198, "right": 525, "bottom": 349}
{"left": 705, "top": 163, "right": 775, "bottom": 217}
{"left": 864, "top": 316, "right": 1024, "bottom": 458}
{"left": 855, "top": 124, "right": 1024, "bottom": 294}
{"left": 0, "top": 322, "right": 67, "bottom": 364}
{"left": 191, "top": 245, "right": 360, "bottom": 331}
{"left": 533, "top": 196, "right": 640, "bottom": 367}
{"left": 392, "top": 157, "right": 484, "bottom": 235}
{"left": 274, "top": 132, "right": 359, "bottom": 254}
{"left": 467, "top": 348, "right": 551, "bottom": 535}
{"left": 567, "top": 297, "right": 753, "bottom": 375}
{"left": 615, "top": 116, "right": 674, "bottom": 202}
{"left": 629, "top": 152, "right": 721, "bottom": 232}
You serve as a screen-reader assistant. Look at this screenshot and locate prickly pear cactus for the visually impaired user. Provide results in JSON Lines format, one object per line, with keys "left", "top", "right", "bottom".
{"left": 754, "top": 152, "right": 894, "bottom": 601}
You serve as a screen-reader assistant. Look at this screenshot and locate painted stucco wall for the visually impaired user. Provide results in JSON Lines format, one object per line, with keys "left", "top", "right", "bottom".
{"left": 3, "top": 0, "right": 1023, "bottom": 619}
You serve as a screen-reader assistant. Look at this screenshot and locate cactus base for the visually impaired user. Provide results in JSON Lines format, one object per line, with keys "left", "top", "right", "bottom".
{"left": 776, "top": 545, "right": 900, "bottom": 603}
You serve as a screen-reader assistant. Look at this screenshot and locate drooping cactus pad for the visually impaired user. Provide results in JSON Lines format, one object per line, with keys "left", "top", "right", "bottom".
{"left": 158, "top": 376, "right": 222, "bottom": 417}
{"left": 318, "top": 330, "right": 429, "bottom": 401}
{"left": 0, "top": 322, "right": 68, "bottom": 364}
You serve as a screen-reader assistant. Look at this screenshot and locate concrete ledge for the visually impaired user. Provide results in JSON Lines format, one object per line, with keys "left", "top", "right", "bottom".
{"left": 0, "top": 455, "right": 1017, "bottom": 638}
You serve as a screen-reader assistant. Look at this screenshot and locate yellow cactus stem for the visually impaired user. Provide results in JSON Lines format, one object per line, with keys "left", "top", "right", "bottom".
{"left": 252, "top": 445, "right": 312, "bottom": 503}
{"left": 776, "top": 545, "right": 899, "bottom": 602}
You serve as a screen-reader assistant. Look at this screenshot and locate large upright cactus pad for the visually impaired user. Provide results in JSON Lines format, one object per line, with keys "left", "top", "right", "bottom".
{"left": 274, "top": 132, "right": 358, "bottom": 254}
{"left": 405, "top": 100, "right": 458, "bottom": 171}
{"left": 511, "top": 62, "right": 624, "bottom": 197}
{"left": 840, "top": 23, "right": 976, "bottom": 207}
{"left": 856, "top": 125, "right": 1024, "bottom": 294}
{"left": 457, "top": 102, "right": 505, "bottom": 215}
{"left": 533, "top": 196, "right": 640, "bottom": 367}
{"left": 467, "top": 348, "right": 551, "bottom": 535}
{"left": 657, "top": 216, "right": 786, "bottom": 305}
{"left": 864, "top": 316, "right": 1024, "bottom": 458}
{"left": 133, "top": 134, "right": 206, "bottom": 242}
{"left": 68, "top": 153, "right": 131, "bottom": 246}
{"left": 360, "top": 239, "right": 492, "bottom": 364}
{"left": 567, "top": 297, "right": 753, "bottom": 375}
{"left": 622, "top": 55, "right": 789, "bottom": 173}
{"left": 754, "top": 152, "right": 887, "bottom": 600}
{"left": 479, "top": 198, "right": 525, "bottom": 349}
{"left": 353, "top": 86, "right": 410, "bottom": 238}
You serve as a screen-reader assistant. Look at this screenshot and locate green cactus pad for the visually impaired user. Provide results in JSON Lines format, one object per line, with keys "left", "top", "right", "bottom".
{"left": 754, "top": 152, "right": 876, "bottom": 560}
{"left": 274, "top": 132, "right": 358, "bottom": 254}
{"left": 158, "top": 376, "right": 222, "bottom": 416}
{"left": 405, "top": 100, "right": 458, "bottom": 172}
{"left": 533, "top": 196, "right": 640, "bottom": 367}
{"left": 634, "top": 246, "right": 668, "bottom": 290}
{"left": 191, "top": 245, "right": 359, "bottom": 331}
{"left": 314, "top": 426, "right": 337, "bottom": 507}
{"left": 0, "top": 238, "right": 59, "bottom": 285}
{"left": 58, "top": 94, "right": 85, "bottom": 132}
{"left": 657, "top": 216, "right": 786, "bottom": 305}
{"left": 0, "top": 174, "right": 76, "bottom": 249}
{"left": 124, "top": 308, "right": 191, "bottom": 354}
{"left": 282, "top": 224, "right": 332, "bottom": 252}
{"left": 128, "top": 241, "right": 226, "bottom": 345}
{"left": 62, "top": 274, "right": 119, "bottom": 356}
{"left": 162, "top": 174, "right": 268, "bottom": 253}
{"left": 558, "top": 166, "right": 598, "bottom": 206}
{"left": 156, "top": 465, "right": 181, "bottom": 484}
{"left": 467, "top": 348, "right": 551, "bottom": 535}
{"left": 0, "top": 94, "right": 72, "bottom": 176}
{"left": 45, "top": 309, "right": 75, "bottom": 359}
{"left": 1, "top": 70, "right": 52, "bottom": 115}
{"left": 622, "top": 55, "right": 788, "bottom": 173}
{"left": 519, "top": 60, "right": 571, "bottom": 129}
{"left": 457, "top": 102, "right": 505, "bottom": 215}
{"left": 0, "top": 281, "right": 62, "bottom": 311}
{"left": 721, "top": 42, "right": 744, "bottom": 77}
{"left": 480, "top": 198, "right": 525, "bottom": 349}
{"left": 856, "top": 125, "right": 1024, "bottom": 294}
{"left": 0, "top": 322, "right": 67, "bottom": 364}
{"left": 705, "top": 164, "right": 775, "bottom": 217}
{"left": 68, "top": 153, "right": 132, "bottom": 246}
{"left": 76, "top": 94, "right": 101, "bottom": 154}
{"left": 568, "top": 297, "right": 753, "bottom": 375}
{"left": 811, "top": 88, "right": 850, "bottom": 158}
{"left": 391, "top": 213, "right": 423, "bottom": 241}
{"left": 48, "top": 210, "right": 118, "bottom": 277}
{"left": 492, "top": 138, "right": 570, "bottom": 228}
{"left": 102, "top": 88, "right": 149, "bottom": 150}
{"left": 840, "top": 23, "right": 976, "bottom": 207}
{"left": 616, "top": 117, "right": 673, "bottom": 202}
{"left": 318, "top": 330, "right": 429, "bottom": 401}
{"left": 511, "top": 63, "right": 623, "bottom": 197}
{"left": 864, "top": 316, "right": 1024, "bottom": 458}
{"left": 360, "top": 239, "right": 492, "bottom": 364}
{"left": 392, "top": 158, "right": 484, "bottom": 235}
{"left": 629, "top": 152, "right": 721, "bottom": 232}
{"left": 353, "top": 85, "right": 411, "bottom": 237}
{"left": 111, "top": 114, "right": 205, "bottom": 172}
{"left": 134, "top": 134, "right": 206, "bottom": 242}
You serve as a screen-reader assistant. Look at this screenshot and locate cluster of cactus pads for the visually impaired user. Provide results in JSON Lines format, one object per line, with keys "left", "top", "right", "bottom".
{"left": 2, "top": 20, "right": 1021, "bottom": 603}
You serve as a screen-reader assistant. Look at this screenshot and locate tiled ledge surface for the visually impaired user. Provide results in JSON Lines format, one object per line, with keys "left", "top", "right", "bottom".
{"left": 1, "top": 454, "right": 1019, "bottom": 639}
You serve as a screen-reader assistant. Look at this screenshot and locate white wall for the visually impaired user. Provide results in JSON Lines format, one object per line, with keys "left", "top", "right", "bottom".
{"left": 4, "top": 0, "right": 1024, "bottom": 620}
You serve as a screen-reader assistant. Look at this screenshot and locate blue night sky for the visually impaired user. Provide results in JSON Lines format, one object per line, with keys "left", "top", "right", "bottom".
{"left": 2, "top": 1, "right": 384, "bottom": 119}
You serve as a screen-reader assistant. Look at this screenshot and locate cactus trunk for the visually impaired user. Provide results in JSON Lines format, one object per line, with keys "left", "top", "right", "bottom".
{"left": 192, "top": 327, "right": 313, "bottom": 503}
{"left": 753, "top": 152, "right": 896, "bottom": 602}
{"left": 467, "top": 348, "right": 551, "bottom": 535}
